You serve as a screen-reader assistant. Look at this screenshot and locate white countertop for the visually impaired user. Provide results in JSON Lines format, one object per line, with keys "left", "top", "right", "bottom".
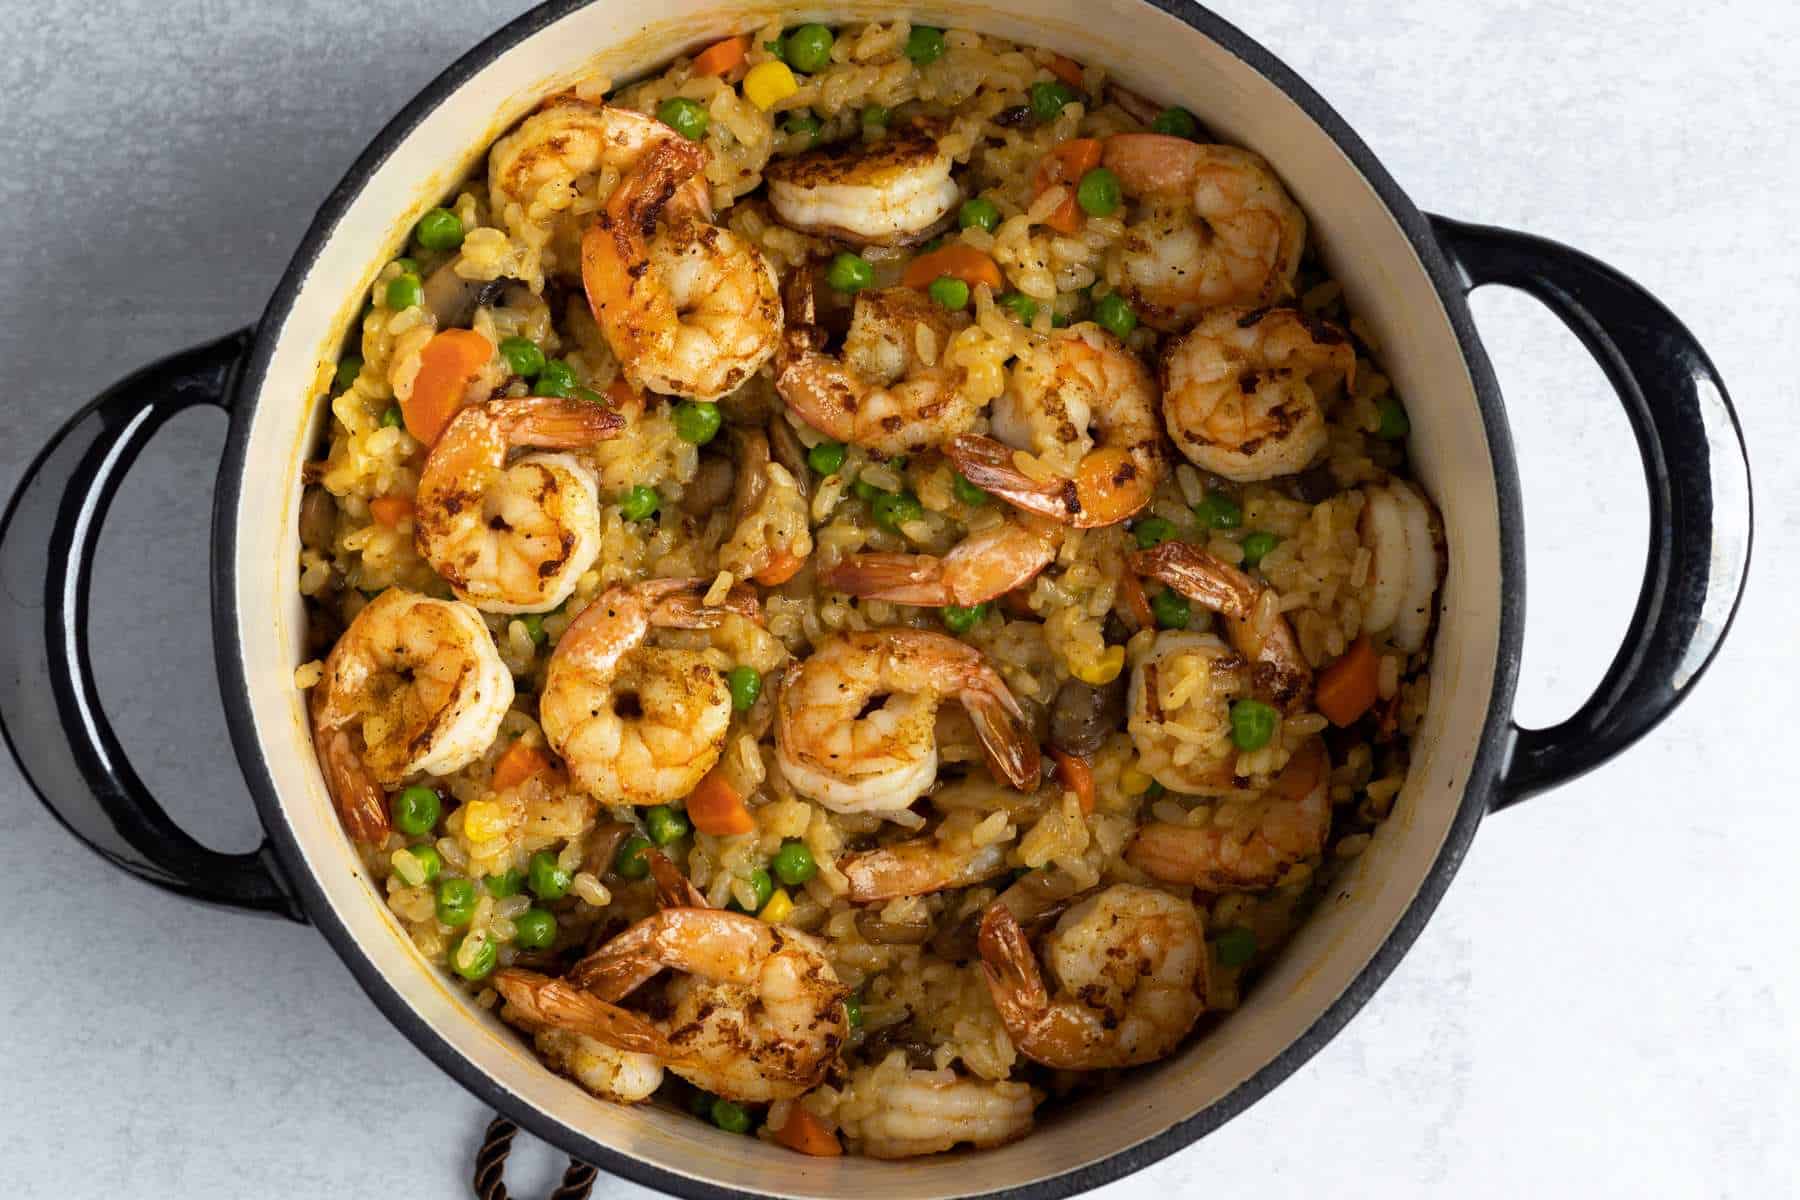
{"left": 1, "top": 0, "right": 1792, "bottom": 1194}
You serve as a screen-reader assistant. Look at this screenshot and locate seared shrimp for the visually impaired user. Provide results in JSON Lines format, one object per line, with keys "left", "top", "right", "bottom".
{"left": 572, "top": 908, "right": 849, "bottom": 1102}
{"left": 1161, "top": 306, "right": 1354, "bottom": 483}
{"left": 1101, "top": 136, "right": 1306, "bottom": 330}
{"left": 765, "top": 120, "right": 960, "bottom": 246}
{"left": 839, "top": 834, "right": 1012, "bottom": 903}
{"left": 719, "top": 426, "right": 814, "bottom": 587}
{"left": 492, "top": 968, "right": 672, "bottom": 1103}
{"left": 946, "top": 326, "right": 1164, "bottom": 528}
{"left": 581, "top": 138, "right": 782, "bottom": 401}
{"left": 539, "top": 578, "right": 760, "bottom": 807}
{"left": 309, "top": 589, "right": 513, "bottom": 841}
{"left": 1126, "top": 737, "right": 1330, "bottom": 890}
{"left": 414, "top": 397, "right": 622, "bottom": 613}
{"left": 1130, "top": 540, "right": 1311, "bottom": 709}
{"left": 838, "top": 1057, "right": 1038, "bottom": 1159}
{"left": 1359, "top": 479, "right": 1444, "bottom": 654}
{"left": 774, "top": 630, "right": 1040, "bottom": 816}
{"left": 777, "top": 286, "right": 978, "bottom": 455}
{"left": 979, "top": 883, "right": 1207, "bottom": 1069}
{"left": 822, "top": 517, "right": 1059, "bottom": 608}
{"left": 489, "top": 99, "right": 710, "bottom": 221}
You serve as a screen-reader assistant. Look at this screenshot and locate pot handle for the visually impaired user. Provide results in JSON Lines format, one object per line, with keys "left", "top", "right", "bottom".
{"left": 1428, "top": 216, "right": 1752, "bottom": 809}
{"left": 0, "top": 328, "right": 304, "bottom": 919}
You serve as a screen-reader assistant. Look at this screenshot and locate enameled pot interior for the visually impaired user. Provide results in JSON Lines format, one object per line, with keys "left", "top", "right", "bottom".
{"left": 228, "top": 2, "right": 1503, "bottom": 1196}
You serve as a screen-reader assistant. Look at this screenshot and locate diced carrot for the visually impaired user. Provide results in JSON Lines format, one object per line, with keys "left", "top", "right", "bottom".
{"left": 1046, "top": 54, "right": 1086, "bottom": 90}
{"left": 753, "top": 547, "right": 805, "bottom": 586}
{"left": 691, "top": 35, "right": 749, "bottom": 77}
{"left": 1118, "top": 570, "right": 1154, "bottom": 633}
{"left": 368, "top": 495, "right": 414, "bottom": 528}
{"left": 688, "top": 770, "right": 754, "bottom": 836}
{"left": 491, "top": 742, "right": 549, "bottom": 791}
{"left": 901, "top": 244, "right": 1005, "bottom": 292}
{"left": 772, "top": 1106, "right": 843, "bottom": 1157}
{"left": 1032, "top": 138, "right": 1104, "bottom": 234}
{"left": 1049, "top": 748, "right": 1095, "bottom": 815}
{"left": 1315, "top": 635, "right": 1381, "bottom": 727}
{"left": 404, "top": 328, "right": 493, "bottom": 445}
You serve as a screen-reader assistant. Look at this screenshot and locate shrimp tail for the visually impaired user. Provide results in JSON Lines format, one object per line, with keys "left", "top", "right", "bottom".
{"left": 962, "top": 684, "right": 1043, "bottom": 792}
{"left": 823, "top": 554, "right": 953, "bottom": 606}
{"left": 1128, "top": 542, "right": 1256, "bottom": 618}
{"left": 641, "top": 578, "right": 764, "bottom": 629}
{"left": 647, "top": 848, "right": 710, "bottom": 910}
{"left": 976, "top": 904, "right": 1049, "bottom": 1031}
{"left": 308, "top": 687, "right": 391, "bottom": 842}
{"left": 488, "top": 395, "right": 626, "bottom": 447}
{"left": 1100, "top": 133, "right": 1205, "bottom": 195}
{"left": 944, "top": 434, "right": 1076, "bottom": 520}
{"left": 492, "top": 969, "right": 673, "bottom": 1057}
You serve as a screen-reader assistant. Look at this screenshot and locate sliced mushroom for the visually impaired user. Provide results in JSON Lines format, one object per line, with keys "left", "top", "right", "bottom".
{"left": 855, "top": 905, "right": 934, "bottom": 945}
{"left": 1048, "top": 676, "right": 1127, "bottom": 758}
{"left": 421, "top": 255, "right": 520, "bottom": 329}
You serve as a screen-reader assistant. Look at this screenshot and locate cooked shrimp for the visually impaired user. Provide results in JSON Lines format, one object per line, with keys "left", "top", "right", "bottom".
{"left": 1160, "top": 306, "right": 1354, "bottom": 483}
{"left": 839, "top": 835, "right": 1011, "bottom": 903}
{"left": 413, "top": 397, "right": 622, "bottom": 613}
{"left": 1130, "top": 540, "right": 1311, "bottom": 709}
{"left": 979, "top": 883, "right": 1207, "bottom": 1069}
{"left": 492, "top": 968, "right": 673, "bottom": 1103}
{"left": 945, "top": 326, "right": 1164, "bottom": 528}
{"left": 773, "top": 630, "right": 1040, "bottom": 816}
{"left": 309, "top": 589, "right": 513, "bottom": 841}
{"left": 719, "top": 426, "right": 814, "bottom": 587}
{"left": 571, "top": 908, "right": 849, "bottom": 1102}
{"left": 1125, "top": 737, "right": 1330, "bottom": 890}
{"left": 838, "top": 1058, "right": 1037, "bottom": 1159}
{"left": 765, "top": 120, "right": 960, "bottom": 245}
{"left": 489, "top": 99, "right": 710, "bottom": 220}
{"left": 777, "top": 285, "right": 979, "bottom": 455}
{"left": 581, "top": 138, "right": 782, "bottom": 401}
{"left": 539, "top": 578, "right": 760, "bottom": 807}
{"left": 1359, "top": 479, "right": 1444, "bottom": 654}
{"left": 822, "top": 517, "right": 1059, "bottom": 607}
{"left": 1101, "top": 136, "right": 1306, "bottom": 330}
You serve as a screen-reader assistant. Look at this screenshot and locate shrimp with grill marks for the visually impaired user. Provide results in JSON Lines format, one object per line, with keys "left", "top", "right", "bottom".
{"left": 765, "top": 120, "right": 960, "bottom": 246}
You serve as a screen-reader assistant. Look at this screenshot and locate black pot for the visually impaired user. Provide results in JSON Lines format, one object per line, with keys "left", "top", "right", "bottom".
{"left": 0, "top": 2, "right": 1752, "bottom": 1197}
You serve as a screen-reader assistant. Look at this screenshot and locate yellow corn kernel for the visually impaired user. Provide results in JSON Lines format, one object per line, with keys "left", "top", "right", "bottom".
{"left": 758, "top": 887, "right": 796, "bottom": 925}
{"left": 1072, "top": 645, "right": 1125, "bottom": 686}
{"left": 743, "top": 61, "right": 798, "bottom": 110}
{"left": 461, "top": 799, "right": 508, "bottom": 844}
{"left": 1119, "top": 763, "right": 1154, "bottom": 795}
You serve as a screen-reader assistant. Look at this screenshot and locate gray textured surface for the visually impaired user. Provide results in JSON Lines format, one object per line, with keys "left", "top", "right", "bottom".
{"left": 1, "top": 1, "right": 1794, "bottom": 1196}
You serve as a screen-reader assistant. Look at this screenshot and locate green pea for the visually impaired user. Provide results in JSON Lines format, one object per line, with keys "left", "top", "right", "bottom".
{"left": 1150, "top": 106, "right": 1200, "bottom": 139}
{"left": 726, "top": 666, "right": 762, "bottom": 712}
{"left": 333, "top": 356, "right": 364, "bottom": 394}
{"left": 783, "top": 112, "right": 823, "bottom": 145}
{"left": 871, "top": 490, "right": 924, "bottom": 531}
{"left": 1029, "top": 80, "right": 1078, "bottom": 124}
{"left": 940, "top": 602, "right": 989, "bottom": 635}
{"left": 904, "top": 25, "right": 946, "bottom": 64}
{"left": 414, "top": 207, "right": 465, "bottom": 251}
{"left": 407, "top": 843, "right": 443, "bottom": 884}
{"left": 379, "top": 405, "right": 404, "bottom": 429}
{"left": 614, "top": 835, "right": 653, "bottom": 881}
{"left": 498, "top": 336, "right": 545, "bottom": 378}
{"left": 1240, "top": 531, "right": 1280, "bottom": 567}
{"left": 784, "top": 23, "right": 834, "bottom": 73}
{"left": 1132, "top": 515, "right": 1177, "bottom": 549}
{"left": 1192, "top": 492, "right": 1243, "bottom": 530}
{"left": 1150, "top": 588, "right": 1190, "bottom": 631}
{"left": 996, "top": 292, "right": 1038, "bottom": 326}
{"left": 645, "top": 805, "right": 690, "bottom": 847}
{"left": 392, "top": 257, "right": 420, "bottom": 276}
{"left": 772, "top": 839, "right": 817, "bottom": 886}
{"left": 1075, "top": 167, "right": 1122, "bottom": 217}
{"left": 861, "top": 104, "right": 889, "bottom": 132}
{"left": 517, "top": 613, "right": 547, "bottom": 646}
{"left": 927, "top": 275, "right": 970, "bottom": 311}
{"left": 710, "top": 1097, "right": 753, "bottom": 1135}
{"left": 435, "top": 877, "right": 478, "bottom": 927}
{"left": 618, "top": 485, "right": 661, "bottom": 521}
{"left": 391, "top": 786, "right": 441, "bottom": 837}
{"left": 743, "top": 868, "right": 774, "bottom": 912}
{"left": 843, "top": 993, "right": 863, "bottom": 1028}
{"left": 958, "top": 196, "right": 1001, "bottom": 232}
{"left": 657, "top": 96, "right": 710, "bottom": 141}
{"left": 953, "top": 472, "right": 988, "bottom": 506}
{"left": 852, "top": 478, "right": 887, "bottom": 505}
{"left": 1375, "top": 397, "right": 1410, "bottom": 440}
{"left": 528, "top": 850, "right": 571, "bottom": 901}
{"left": 513, "top": 908, "right": 557, "bottom": 951}
{"left": 1093, "top": 292, "right": 1137, "bottom": 338}
{"left": 1229, "top": 698, "right": 1277, "bottom": 751}
{"left": 673, "top": 401, "right": 722, "bottom": 445}
{"left": 485, "top": 868, "right": 525, "bottom": 898}
{"left": 385, "top": 273, "right": 423, "bottom": 311}
{"left": 807, "top": 440, "right": 847, "bottom": 475}
{"left": 1214, "top": 925, "right": 1258, "bottom": 968}
{"left": 533, "top": 359, "right": 577, "bottom": 398}
{"left": 1144, "top": 780, "right": 1166, "bottom": 801}
{"left": 826, "top": 252, "right": 874, "bottom": 293}
{"left": 452, "top": 932, "right": 498, "bottom": 980}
